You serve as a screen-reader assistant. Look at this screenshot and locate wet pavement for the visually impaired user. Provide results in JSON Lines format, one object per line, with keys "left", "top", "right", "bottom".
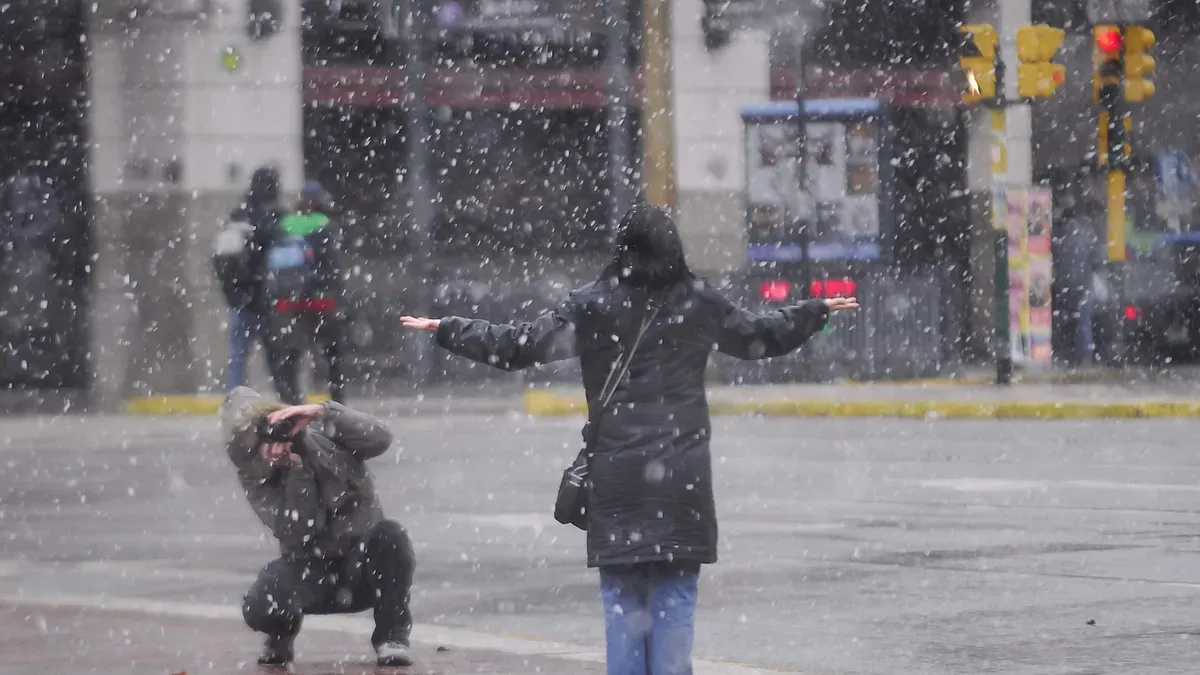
{"left": 1, "top": 411, "right": 1200, "bottom": 674}
{"left": 540, "top": 379, "right": 1200, "bottom": 403}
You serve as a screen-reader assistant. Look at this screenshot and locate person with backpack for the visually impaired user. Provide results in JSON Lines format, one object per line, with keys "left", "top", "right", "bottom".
{"left": 264, "top": 180, "right": 346, "bottom": 404}
{"left": 215, "top": 167, "right": 283, "bottom": 391}
{"left": 399, "top": 204, "right": 859, "bottom": 675}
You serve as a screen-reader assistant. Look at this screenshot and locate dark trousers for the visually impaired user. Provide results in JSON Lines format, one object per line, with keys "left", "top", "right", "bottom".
{"left": 267, "top": 311, "right": 346, "bottom": 405}
{"left": 242, "top": 520, "right": 415, "bottom": 648}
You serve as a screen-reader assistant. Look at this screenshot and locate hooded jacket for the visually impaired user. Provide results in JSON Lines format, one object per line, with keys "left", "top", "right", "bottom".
{"left": 434, "top": 204, "right": 829, "bottom": 567}
{"left": 221, "top": 387, "right": 393, "bottom": 559}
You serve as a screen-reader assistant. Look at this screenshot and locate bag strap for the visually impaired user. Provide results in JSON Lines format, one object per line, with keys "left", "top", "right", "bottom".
{"left": 584, "top": 292, "right": 665, "bottom": 448}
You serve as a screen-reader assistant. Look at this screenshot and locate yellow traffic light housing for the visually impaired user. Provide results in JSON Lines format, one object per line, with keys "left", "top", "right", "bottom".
{"left": 1097, "top": 111, "right": 1133, "bottom": 168}
{"left": 1016, "top": 24, "right": 1066, "bottom": 98}
{"left": 1124, "top": 26, "right": 1155, "bottom": 102}
{"left": 959, "top": 24, "right": 998, "bottom": 104}
{"left": 1093, "top": 24, "right": 1123, "bottom": 103}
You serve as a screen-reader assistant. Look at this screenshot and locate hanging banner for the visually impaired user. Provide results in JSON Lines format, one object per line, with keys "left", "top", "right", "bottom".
{"left": 1004, "top": 189, "right": 1030, "bottom": 365}
{"left": 1026, "top": 188, "right": 1054, "bottom": 364}
{"left": 993, "top": 187, "right": 1053, "bottom": 365}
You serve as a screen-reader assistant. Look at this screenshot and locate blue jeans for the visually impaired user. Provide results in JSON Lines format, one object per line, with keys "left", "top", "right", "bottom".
{"left": 227, "top": 307, "right": 264, "bottom": 390}
{"left": 599, "top": 561, "right": 700, "bottom": 675}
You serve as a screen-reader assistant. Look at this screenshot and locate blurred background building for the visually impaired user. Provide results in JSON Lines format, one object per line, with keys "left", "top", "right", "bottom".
{"left": 1, "top": 0, "right": 1199, "bottom": 406}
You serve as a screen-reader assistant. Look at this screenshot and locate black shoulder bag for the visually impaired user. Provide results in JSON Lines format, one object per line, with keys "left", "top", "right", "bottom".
{"left": 554, "top": 297, "right": 663, "bottom": 531}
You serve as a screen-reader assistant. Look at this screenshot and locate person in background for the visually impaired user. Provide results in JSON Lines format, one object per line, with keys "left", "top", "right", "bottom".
{"left": 221, "top": 387, "right": 415, "bottom": 668}
{"left": 216, "top": 167, "right": 283, "bottom": 391}
{"left": 266, "top": 180, "right": 347, "bottom": 404}
{"left": 400, "top": 204, "right": 859, "bottom": 675}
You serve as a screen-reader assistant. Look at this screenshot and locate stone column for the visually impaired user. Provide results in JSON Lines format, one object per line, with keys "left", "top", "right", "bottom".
{"left": 87, "top": 3, "right": 303, "bottom": 409}
{"left": 669, "top": 4, "right": 769, "bottom": 274}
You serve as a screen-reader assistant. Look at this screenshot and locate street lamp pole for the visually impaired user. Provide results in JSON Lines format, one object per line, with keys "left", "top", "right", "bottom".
{"left": 403, "top": 0, "right": 437, "bottom": 385}
{"left": 605, "top": 0, "right": 633, "bottom": 235}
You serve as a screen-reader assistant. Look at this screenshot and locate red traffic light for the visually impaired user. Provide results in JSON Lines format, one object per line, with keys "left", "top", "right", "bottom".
{"left": 1096, "top": 28, "right": 1123, "bottom": 54}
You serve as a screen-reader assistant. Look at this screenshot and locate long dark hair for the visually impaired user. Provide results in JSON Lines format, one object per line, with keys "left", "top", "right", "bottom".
{"left": 604, "top": 203, "right": 692, "bottom": 288}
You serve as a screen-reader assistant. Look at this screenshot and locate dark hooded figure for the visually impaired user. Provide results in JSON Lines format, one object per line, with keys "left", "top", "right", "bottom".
{"left": 220, "top": 167, "right": 284, "bottom": 392}
{"left": 232, "top": 166, "right": 283, "bottom": 317}
{"left": 400, "top": 204, "right": 859, "bottom": 675}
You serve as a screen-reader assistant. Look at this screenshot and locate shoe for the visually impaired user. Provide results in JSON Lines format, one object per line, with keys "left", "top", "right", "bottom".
{"left": 376, "top": 641, "right": 414, "bottom": 667}
{"left": 257, "top": 635, "right": 295, "bottom": 667}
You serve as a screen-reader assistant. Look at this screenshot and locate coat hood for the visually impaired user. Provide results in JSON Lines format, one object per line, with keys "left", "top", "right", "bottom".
{"left": 606, "top": 204, "right": 691, "bottom": 288}
{"left": 243, "top": 167, "right": 280, "bottom": 212}
{"left": 220, "top": 386, "right": 280, "bottom": 440}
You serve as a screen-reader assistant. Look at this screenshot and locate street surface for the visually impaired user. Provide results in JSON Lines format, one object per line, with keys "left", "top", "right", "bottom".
{"left": 1, "top": 411, "right": 1199, "bottom": 674}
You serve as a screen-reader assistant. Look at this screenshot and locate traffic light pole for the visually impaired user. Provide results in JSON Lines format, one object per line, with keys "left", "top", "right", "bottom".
{"left": 1097, "top": 45, "right": 1130, "bottom": 265}
{"left": 604, "top": 0, "right": 632, "bottom": 234}
{"left": 403, "top": 0, "right": 436, "bottom": 385}
{"left": 1103, "top": 99, "right": 1128, "bottom": 262}
{"left": 961, "top": 4, "right": 1053, "bottom": 385}
{"left": 1092, "top": 21, "right": 1155, "bottom": 266}
{"left": 990, "top": 57, "right": 1013, "bottom": 385}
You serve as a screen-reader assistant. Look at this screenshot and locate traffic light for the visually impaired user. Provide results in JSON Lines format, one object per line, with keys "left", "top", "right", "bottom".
{"left": 1093, "top": 25, "right": 1123, "bottom": 103}
{"left": 1124, "top": 26, "right": 1156, "bottom": 102}
{"left": 959, "top": 24, "right": 998, "bottom": 104}
{"left": 1015, "top": 25, "right": 1066, "bottom": 98}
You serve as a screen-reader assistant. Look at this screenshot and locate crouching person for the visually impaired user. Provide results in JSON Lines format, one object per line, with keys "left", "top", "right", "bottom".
{"left": 220, "top": 387, "right": 415, "bottom": 668}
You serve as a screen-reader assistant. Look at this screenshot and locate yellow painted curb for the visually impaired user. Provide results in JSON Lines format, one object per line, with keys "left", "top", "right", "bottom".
{"left": 124, "top": 394, "right": 331, "bottom": 416}
{"left": 522, "top": 390, "right": 1200, "bottom": 420}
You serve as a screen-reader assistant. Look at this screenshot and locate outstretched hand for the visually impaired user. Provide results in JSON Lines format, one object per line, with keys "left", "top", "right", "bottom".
{"left": 400, "top": 316, "right": 441, "bottom": 332}
{"left": 825, "top": 297, "right": 860, "bottom": 312}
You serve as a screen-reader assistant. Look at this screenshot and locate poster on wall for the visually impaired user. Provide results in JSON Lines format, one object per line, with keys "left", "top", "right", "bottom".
{"left": 743, "top": 118, "right": 882, "bottom": 262}
{"left": 744, "top": 122, "right": 805, "bottom": 244}
{"left": 1026, "top": 188, "right": 1053, "bottom": 363}
{"left": 993, "top": 187, "right": 1053, "bottom": 366}
{"left": 1004, "top": 190, "right": 1030, "bottom": 364}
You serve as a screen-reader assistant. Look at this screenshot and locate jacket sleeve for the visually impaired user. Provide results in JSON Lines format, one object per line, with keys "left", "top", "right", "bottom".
{"left": 226, "top": 428, "right": 323, "bottom": 550}
{"left": 244, "top": 210, "right": 279, "bottom": 305}
{"left": 713, "top": 294, "right": 830, "bottom": 360}
{"left": 434, "top": 296, "right": 579, "bottom": 372}
{"left": 319, "top": 401, "right": 393, "bottom": 461}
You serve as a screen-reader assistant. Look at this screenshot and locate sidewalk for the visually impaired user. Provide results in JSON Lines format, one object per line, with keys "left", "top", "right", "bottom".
{"left": 104, "top": 367, "right": 1200, "bottom": 420}
{"left": 1, "top": 601, "right": 603, "bottom": 675}
{"left": 524, "top": 380, "right": 1200, "bottom": 420}
{"left": 123, "top": 385, "right": 522, "bottom": 417}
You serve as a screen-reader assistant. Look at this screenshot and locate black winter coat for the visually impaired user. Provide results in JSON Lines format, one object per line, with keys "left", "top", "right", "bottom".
{"left": 435, "top": 277, "right": 830, "bottom": 568}
{"left": 229, "top": 203, "right": 282, "bottom": 315}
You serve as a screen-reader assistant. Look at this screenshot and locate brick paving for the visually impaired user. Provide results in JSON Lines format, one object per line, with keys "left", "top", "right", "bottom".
{"left": 0, "top": 603, "right": 604, "bottom": 675}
